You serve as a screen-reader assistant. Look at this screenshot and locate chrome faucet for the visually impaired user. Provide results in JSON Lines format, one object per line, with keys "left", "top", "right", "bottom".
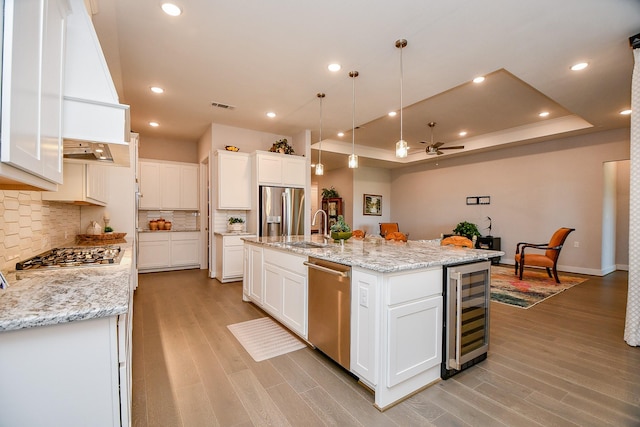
{"left": 312, "top": 209, "right": 330, "bottom": 242}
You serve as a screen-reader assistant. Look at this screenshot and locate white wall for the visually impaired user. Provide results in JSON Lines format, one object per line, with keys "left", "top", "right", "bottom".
{"left": 390, "top": 128, "right": 630, "bottom": 275}
{"left": 353, "top": 167, "right": 391, "bottom": 236}
{"left": 616, "top": 160, "right": 630, "bottom": 269}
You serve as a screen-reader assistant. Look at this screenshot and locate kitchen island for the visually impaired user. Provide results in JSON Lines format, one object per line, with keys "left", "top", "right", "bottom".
{"left": 0, "top": 243, "right": 134, "bottom": 427}
{"left": 243, "top": 235, "right": 503, "bottom": 410}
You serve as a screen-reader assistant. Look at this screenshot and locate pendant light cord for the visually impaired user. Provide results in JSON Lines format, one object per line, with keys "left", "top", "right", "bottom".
{"left": 400, "top": 43, "right": 403, "bottom": 141}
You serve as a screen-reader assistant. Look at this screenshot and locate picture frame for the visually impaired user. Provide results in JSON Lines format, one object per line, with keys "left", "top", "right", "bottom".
{"left": 363, "top": 194, "right": 382, "bottom": 216}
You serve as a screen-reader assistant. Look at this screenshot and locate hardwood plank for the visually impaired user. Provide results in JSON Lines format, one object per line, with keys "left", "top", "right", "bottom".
{"left": 175, "top": 383, "right": 219, "bottom": 427}
{"left": 299, "top": 386, "right": 363, "bottom": 426}
{"left": 266, "top": 382, "right": 326, "bottom": 427}
{"left": 228, "top": 369, "right": 291, "bottom": 426}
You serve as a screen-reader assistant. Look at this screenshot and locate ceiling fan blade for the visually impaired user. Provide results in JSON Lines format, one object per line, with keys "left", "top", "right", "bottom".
{"left": 432, "top": 142, "right": 444, "bottom": 149}
{"left": 438, "top": 145, "right": 465, "bottom": 150}
{"left": 436, "top": 150, "right": 444, "bottom": 155}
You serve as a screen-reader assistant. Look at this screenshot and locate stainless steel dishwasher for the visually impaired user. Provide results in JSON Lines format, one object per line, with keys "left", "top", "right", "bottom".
{"left": 305, "top": 257, "right": 351, "bottom": 370}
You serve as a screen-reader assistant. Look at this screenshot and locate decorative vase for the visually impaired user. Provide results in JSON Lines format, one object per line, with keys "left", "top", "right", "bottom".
{"left": 331, "top": 231, "right": 352, "bottom": 242}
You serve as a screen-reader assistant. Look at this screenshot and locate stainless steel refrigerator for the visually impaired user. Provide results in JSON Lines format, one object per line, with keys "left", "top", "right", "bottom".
{"left": 260, "top": 186, "right": 305, "bottom": 237}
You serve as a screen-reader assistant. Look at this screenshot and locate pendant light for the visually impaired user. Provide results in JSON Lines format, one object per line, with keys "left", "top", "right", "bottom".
{"left": 315, "top": 93, "right": 325, "bottom": 175}
{"left": 348, "top": 71, "right": 359, "bottom": 169}
{"left": 395, "top": 39, "right": 408, "bottom": 158}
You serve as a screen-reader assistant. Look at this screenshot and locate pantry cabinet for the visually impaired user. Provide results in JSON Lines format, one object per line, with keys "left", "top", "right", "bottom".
{"left": 42, "top": 162, "right": 109, "bottom": 205}
{"left": 216, "top": 150, "right": 251, "bottom": 209}
{"left": 255, "top": 151, "right": 306, "bottom": 187}
{"left": 138, "top": 231, "right": 200, "bottom": 272}
{"left": 0, "top": 0, "right": 69, "bottom": 189}
{"left": 138, "top": 160, "right": 198, "bottom": 210}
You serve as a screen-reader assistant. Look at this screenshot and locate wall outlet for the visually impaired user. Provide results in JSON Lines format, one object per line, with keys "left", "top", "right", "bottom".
{"left": 574, "top": 241, "right": 580, "bottom": 248}
{"left": 359, "top": 288, "right": 369, "bottom": 308}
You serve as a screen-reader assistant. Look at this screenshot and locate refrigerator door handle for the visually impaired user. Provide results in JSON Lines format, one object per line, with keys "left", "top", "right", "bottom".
{"left": 281, "top": 191, "right": 287, "bottom": 236}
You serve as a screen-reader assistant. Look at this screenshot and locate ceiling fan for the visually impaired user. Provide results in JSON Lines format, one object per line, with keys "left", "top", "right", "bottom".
{"left": 420, "top": 122, "right": 464, "bottom": 155}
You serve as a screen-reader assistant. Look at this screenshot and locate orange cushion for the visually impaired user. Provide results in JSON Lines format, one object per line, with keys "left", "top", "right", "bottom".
{"left": 380, "top": 223, "right": 399, "bottom": 236}
{"left": 385, "top": 232, "right": 407, "bottom": 242}
{"left": 441, "top": 236, "right": 473, "bottom": 248}
{"left": 352, "top": 230, "right": 365, "bottom": 238}
{"left": 515, "top": 253, "right": 554, "bottom": 268}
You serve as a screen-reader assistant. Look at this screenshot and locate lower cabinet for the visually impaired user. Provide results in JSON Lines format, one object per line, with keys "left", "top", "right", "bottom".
{"left": 0, "top": 315, "right": 129, "bottom": 427}
{"left": 138, "top": 231, "right": 200, "bottom": 272}
{"left": 351, "top": 266, "right": 443, "bottom": 410}
{"left": 216, "top": 234, "right": 256, "bottom": 283}
{"left": 245, "top": 244, "right": 307, "bottom": 339}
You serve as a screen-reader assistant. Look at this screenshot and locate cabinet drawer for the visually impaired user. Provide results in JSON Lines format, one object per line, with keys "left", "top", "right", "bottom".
{"left": 171, "top": 231, "right": 200, "bottom": 241}
{"left": 387, "top": 268, "right": 442, "bottom": 305}
{"left": 224, "top": 235, "right": 246, "bottom": 247}
{"left": 138, "top": 232, "right": 170, "bottom": 242}
{"left": 263, "top": 248, "right": 306, "bottom": 275}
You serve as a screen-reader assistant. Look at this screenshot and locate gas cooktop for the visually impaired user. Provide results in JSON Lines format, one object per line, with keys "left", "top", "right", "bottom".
{"left": 16, "top": 246, "right": 123, "bottom": 270}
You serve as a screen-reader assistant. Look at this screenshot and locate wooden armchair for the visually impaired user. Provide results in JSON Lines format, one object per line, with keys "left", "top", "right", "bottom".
{"left": 514, "top": 227, "right": 575, "bottom": 283}
{"left": 379, "top": 222, "right": 399, "bottom": 237}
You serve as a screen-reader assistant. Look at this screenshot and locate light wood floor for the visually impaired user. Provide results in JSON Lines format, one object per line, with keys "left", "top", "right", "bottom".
{"left": 131, "top": 269, "right": 640, "bottom": 426}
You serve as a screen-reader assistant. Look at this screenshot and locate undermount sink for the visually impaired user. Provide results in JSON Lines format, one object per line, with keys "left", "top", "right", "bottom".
{"left": 285, "top": 241, "right": 328, "bottom": 249}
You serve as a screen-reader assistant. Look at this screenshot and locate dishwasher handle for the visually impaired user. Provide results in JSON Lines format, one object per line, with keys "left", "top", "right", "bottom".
{"left": 304, "top": 261, "right": 349, "bottom": 277}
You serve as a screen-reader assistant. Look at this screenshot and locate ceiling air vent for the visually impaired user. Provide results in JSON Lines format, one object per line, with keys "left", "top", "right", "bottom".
{"left": 211, "top": 101, "right": 235, "bottom": 110}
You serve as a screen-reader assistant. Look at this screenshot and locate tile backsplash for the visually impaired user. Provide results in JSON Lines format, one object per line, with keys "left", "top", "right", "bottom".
{"left": 0, "top": 191, "right": 80, "bottom": 271}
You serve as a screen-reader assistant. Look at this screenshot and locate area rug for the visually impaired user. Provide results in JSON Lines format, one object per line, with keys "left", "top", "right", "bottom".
{"left": 227, "top": 317, "right": 306, "bottom": 362}
{"left": 490, "top": 265, "right": 587, "bottom": 309}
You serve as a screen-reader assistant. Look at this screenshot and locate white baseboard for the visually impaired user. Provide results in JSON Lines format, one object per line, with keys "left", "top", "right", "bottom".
{"left": 616, "top": 264, "right": 629, "bottom": 271}
{"left": 499, "top": 258, "right": 610, "bottom": 277}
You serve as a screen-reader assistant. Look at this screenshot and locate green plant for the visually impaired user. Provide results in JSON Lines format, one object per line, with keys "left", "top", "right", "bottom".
{"left": 269, "top": 138, "right": 295, "bottom": 154}
{"left": 321, "top": 186, "right": 340, "bottom": 199}
{"left": 453, "top": 221, "right": 481, "bottom": 239}
{"left": 104, "top": 226, "right": 113, "bottom": 233}
{"left": 228, "top": 217, "right": 245, "bottom": 224}
{"left": 330, "top": 215, "right": 351, "bottom": 233}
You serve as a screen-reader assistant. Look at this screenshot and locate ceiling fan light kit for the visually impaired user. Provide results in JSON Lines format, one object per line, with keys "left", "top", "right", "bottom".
{"left": 421, "top": 121, "right": 465, "bottom": 155}
{"left": 395, "top": 38, "right": 408, "bottom": 159}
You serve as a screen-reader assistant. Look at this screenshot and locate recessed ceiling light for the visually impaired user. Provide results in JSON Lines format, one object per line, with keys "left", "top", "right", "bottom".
{"left": 149, "top": 121, "right": 159, "bottom": 127}
{"left": 388, "top": 111, "right": 397, "bottom": 117}
{"left": 337, "top": 132, "right": 344, "bottom": 137}
{"left": 328, "top": 63, "right": 341, "bottom": 72}
{"left": 539, "top": 111, "right": 550, "bottom": 117}
{"left": 472, "top": 76, "right": 485, "bottom": 84}
{"left": 458, "top": 131, "right": 467, "bottom": 137}
{"left": 266, "top": 112, "right": 276, "bottom": 118}
{"left": 620, "top": 109, "right": 632, "bottom": 115}
{"left": 161, "top": 3, "right": 182, "bottom": 16}
{"left": 150, "top": 86, "right": 164, "bottom": 94}
{"left": 571, "top": 62, "right": 588, "bottom": 71}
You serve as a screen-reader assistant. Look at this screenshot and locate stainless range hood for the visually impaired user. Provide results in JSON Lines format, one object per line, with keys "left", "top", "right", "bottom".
{"left": 62, "top": 0, "right": 130, "bottom": 166}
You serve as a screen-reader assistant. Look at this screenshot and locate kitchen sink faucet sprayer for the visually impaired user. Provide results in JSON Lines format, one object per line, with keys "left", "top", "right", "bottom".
{"left": 312, "top": 209, "right": 330, "bottom": 242}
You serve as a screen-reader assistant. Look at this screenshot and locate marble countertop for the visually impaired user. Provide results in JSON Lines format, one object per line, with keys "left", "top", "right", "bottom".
{"left": 214, "top": 231, "right": 256, "bottom": 237}
{"left": 0, "top": 243, "right": 133, "bottom": 332}
{"left": 243, "top": 235, "right": 505, "bottom": 273}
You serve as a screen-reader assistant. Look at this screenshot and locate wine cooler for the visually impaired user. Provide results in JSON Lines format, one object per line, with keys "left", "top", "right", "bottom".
{"left": 442, "top": 260, "right": 491, "bottom": 379}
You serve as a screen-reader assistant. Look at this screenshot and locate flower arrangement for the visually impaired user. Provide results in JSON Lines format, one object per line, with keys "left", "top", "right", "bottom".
{"left": 269, "top": 138, "right": 295, "bottom": 155}
{"left": 228, "top": 217, "right": 245, "bottom": 232}
{"left": 228, "top": 217, "right": 245, "bottom": 224}
{"left": 330, "top": 215, "right": 352, "bottom": 242}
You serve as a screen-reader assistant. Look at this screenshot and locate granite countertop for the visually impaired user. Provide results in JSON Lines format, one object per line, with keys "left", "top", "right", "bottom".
{"left": 0, "top": 243, "right": 133, "bottom": 332}
{"left": 214, "top": 231, "right": 256, "bottom": 237}
{"left": 139, "top": 229, "right": 200, "bottom": 233}
{"left": 243, "top": 235, "right": 505, "bottom": 273}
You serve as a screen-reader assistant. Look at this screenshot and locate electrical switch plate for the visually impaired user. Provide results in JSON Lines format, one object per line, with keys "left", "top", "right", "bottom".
{"left": 359, "top": 288, "right": 369, "bottom": 308}
{"left": 574, "top": 241, "right": 580, "bottom": 248}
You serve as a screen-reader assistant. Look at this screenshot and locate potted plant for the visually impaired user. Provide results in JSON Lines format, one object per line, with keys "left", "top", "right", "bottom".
{"left": 228, "top": 217, "right": 245, "bottom": 232}
{"left": 321, "top": 186, "right": 340, "bottom": 199}
{"left": 104, "top": 226, "right": 113, "bottom": 234}
{"left": 269, "top": 138, "right": 295, "bottom": 155}
{"left": 453, "top": 221, "right": 481, "bottom": 240}
{"left": 330, "top": 215, "right": 352, "bottom": 242}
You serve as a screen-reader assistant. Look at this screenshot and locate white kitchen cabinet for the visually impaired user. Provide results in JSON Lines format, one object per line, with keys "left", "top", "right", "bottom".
{"left": 0, "top": 0, "right": 69, "bottom": 189}
{"left": 255, "top": 151, "right": 306, "bottom": 187}
{"left": 138, "top": 231, "right": 200, "bottom": 272}
{"left": 138, "top": 232, "right": 171, "bottom": 270}
{"left": 245, "top": 244, "right": 264, "bottom": 303}
{"left": 351, "top": 266, "right": 443, "bottom": 409}
{"left": 216, "top": 234, "right": 255, "bottom": 283}
{"left": 172, "top": 231, "right": 200, "bottom": 267}
{"left": 42, "top": 162, "right": 109, "bottom": 205}
{"left": 216, "top": 150, "right": 251, "bottom": 209}
{"left": 260, "top": 247, "right": 307, "bottom": 338}
{"left": 138, "top": 160, "right": 198, "bottom": 210}
{"left": 0, "top": 315, "right": 127, "bottom": 427}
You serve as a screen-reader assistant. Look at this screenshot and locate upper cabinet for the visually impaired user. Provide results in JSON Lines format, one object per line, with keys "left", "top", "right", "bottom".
{"left": 139, "top": 160, "right": 198, "bottom": 210}
{"left": 216, "top": 150, "right": 251, "bottom": 210}
{"left": 255, "top": 151, "right": 306, "bottom": 187}
{"left": 0, "top": 0, "right": 70, "bottom": 190}
{"left": 42, "top": 162, "right": 109, "bottom": 206}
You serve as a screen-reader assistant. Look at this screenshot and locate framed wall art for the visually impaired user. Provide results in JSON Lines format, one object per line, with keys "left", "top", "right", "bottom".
{"left": 363, "top": 194, "right": 382, "bottom": 216}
